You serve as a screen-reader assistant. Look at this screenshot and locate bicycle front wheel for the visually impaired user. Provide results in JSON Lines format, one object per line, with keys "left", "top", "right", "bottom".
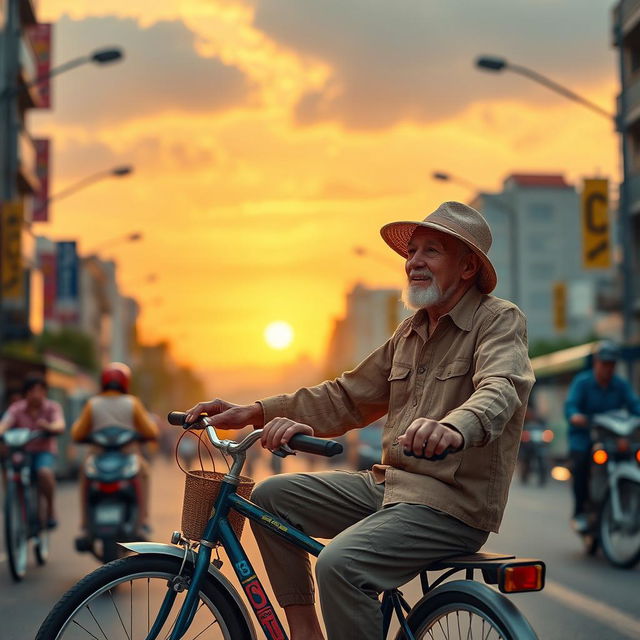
{"left": 36, "top": 554, "right": 253, "bottom": 640}
{"left": 4, "top": 482, "right": 28, "bottom": 581}
{"left": 400, "top": 581, "right": 538, "bottom": 640}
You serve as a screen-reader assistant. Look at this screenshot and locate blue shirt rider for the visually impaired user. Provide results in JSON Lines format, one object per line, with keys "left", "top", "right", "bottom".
{"left": 564, "top": 341, "right": 640, "bottom": 531}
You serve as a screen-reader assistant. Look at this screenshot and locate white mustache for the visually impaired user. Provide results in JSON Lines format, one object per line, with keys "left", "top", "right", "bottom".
{"left": 409, "top": 270, "right": 434, "bottom": 280}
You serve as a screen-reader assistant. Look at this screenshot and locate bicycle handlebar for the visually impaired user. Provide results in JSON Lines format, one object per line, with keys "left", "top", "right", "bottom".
{"left": 166, "top": 411, "right": 343, "bottom": 458}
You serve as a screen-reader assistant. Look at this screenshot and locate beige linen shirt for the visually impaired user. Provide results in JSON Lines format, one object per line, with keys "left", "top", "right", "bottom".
{"left": 259, "top": 286, "right": 534, "bottom": 532}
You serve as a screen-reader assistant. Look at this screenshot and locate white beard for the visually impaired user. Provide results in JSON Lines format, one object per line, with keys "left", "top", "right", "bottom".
{"left": 401, "top": 279, "right": 443, "bottom": 310}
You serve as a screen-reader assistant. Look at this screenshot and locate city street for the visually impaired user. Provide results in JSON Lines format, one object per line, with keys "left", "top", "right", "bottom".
{"left": 0, "top": 454, "right": 638, "bottom": 639}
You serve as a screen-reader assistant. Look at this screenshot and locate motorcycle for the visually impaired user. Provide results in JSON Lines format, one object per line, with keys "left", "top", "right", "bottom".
{"left": 0, "top": 429, "right": 52, "bottom": 581}
{"left": 518, "top": 420, "right": 553, "bottom": 486}
{"left": 75, "top": 426, "right": 146, "bottom": 563}
{"left": 578, "top": 410, "right": 640, "bottom": 568}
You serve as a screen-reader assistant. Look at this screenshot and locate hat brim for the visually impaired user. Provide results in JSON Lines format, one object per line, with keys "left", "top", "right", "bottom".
{"left": 380, "top": 220, "right": 498, "bottom": 295}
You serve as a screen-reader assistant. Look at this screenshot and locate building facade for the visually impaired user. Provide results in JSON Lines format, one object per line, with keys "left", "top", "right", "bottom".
{"left": 472, "top": 174, "right": 614, "bottom": 347}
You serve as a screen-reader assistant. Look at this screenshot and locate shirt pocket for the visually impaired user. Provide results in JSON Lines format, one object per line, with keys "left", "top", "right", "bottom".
{"left": 387, "top": 362, "right": 412, "bottom": 417}
{"left": 435, "top": 358, "right": 471, "bottom": 381}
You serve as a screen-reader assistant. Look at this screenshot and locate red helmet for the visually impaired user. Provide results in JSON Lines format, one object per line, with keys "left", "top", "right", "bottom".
{"left": 101, "top": 362, "right": 131, "bottom": 393}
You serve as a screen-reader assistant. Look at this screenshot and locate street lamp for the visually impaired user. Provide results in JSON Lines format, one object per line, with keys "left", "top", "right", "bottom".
{"left": 85, "top": 231, "right": 143, "bottom": 254}
{"left": 475, "top": 56, "right": 613, "bottom": 120}
{"left": 432, "top": 171, "right": 519, "bottom": 305}
{"left": 44, "top": 165, "right": 134, "bottom": 205}
{"left": 474, "top": 53, "right": 634, "bottom": 349}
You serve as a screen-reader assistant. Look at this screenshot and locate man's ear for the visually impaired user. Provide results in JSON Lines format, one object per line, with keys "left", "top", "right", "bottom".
{"left": 461, "top": 253, "right": 481, "bottom": 282}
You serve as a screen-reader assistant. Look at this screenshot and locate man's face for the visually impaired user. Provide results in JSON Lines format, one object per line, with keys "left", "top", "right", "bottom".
{"left": 594, "top": 358, "right": 616, "bottom": 385}
{"left": 402, "top": 228, "right": 472, "bottom": 311}
{"left": 25, "top": 384, "right": 46, "bottom": 407}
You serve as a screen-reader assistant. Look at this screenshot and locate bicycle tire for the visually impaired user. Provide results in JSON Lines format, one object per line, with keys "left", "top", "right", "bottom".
{"left": 4, "top": 482, "right": 28, "bottom": 581}
{"left": 599, "top": 480, "right": 640, "bottom": 569}
{"left": 36, "top": 553, "right": 253, "bottom": 640}
{"left": 398, "top": 580, "right": 538, "bottom": 640}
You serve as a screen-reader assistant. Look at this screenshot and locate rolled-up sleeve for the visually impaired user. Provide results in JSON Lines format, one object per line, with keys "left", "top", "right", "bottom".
{"left": 442, "top": 307, "right": 534, "bottom": 448}
{"left": 259, "top": 336, "right": 396, "bottom": 437}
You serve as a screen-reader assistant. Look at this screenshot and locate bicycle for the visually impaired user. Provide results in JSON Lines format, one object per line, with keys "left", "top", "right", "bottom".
{"left": 36, "top": 412, "right": 546, "bottom": 639}
{"left": 1, "top": 428, "right": 52, "bottom": 581}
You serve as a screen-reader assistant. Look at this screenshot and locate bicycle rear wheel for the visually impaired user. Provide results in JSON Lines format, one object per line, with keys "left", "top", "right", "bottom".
{"left": 400, "top": 581, "right": 538, "bottom": 640}
{"left": 4, "top": 482, "right": 28, "bottom": 581}
{"left": 36, "top": 553, "right": 253, "bottom": 640}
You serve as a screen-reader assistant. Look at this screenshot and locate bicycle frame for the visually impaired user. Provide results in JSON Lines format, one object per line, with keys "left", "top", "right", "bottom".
{"left": 153, "top": 474, "right": 411, "bottom": 640}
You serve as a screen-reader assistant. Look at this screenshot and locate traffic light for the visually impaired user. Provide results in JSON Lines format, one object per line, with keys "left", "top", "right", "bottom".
{"left": 552, "top": 282, "right": 567, "bottom": 332}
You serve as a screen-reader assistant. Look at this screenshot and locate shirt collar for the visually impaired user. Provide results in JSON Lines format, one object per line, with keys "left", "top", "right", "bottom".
{"left": 402, "top": 286, "right": 483, "bottom": 338}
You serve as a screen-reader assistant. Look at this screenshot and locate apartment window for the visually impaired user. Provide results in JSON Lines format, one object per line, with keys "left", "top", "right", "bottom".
{"left": 529, "top": 203, "right": 554, "bottom": 224}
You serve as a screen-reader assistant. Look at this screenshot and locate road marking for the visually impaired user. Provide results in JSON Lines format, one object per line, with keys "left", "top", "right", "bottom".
{"left": 545, "top": 579, "right": 640, "bottom": 639}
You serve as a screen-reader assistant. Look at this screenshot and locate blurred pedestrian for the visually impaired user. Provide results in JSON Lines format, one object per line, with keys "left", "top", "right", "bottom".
{"left": 0, "top": 374, "right": 65, "bottom": 528}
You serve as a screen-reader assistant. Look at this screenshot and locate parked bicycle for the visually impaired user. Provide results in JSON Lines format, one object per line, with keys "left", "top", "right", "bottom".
{"left": 1, "top": 429, "right": 51, "bottom": 581}
{"left": 37, "top": 412, "right": 545, "bottom": 639}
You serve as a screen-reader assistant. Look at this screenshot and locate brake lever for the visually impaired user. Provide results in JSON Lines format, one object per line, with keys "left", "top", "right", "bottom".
{"left": 272, "top": 443, "right": 296, "bottom": 458}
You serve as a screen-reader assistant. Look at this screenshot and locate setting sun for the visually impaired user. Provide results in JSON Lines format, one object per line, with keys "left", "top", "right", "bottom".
{"left": 264, "top": 321, "right": 295, "bottom": 350}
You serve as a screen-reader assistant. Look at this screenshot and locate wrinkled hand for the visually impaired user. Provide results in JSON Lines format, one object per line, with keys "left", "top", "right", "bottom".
{"left": 184, "top": 399, "right": 264, "bottom": 430}
{"left": 397, "top": 418, "right": 463, "bottom": 458}
{"left": 261, "top": 417, "right": 313, "bottom": 451}
{"left": 570, "top": 413, "right": 588, "bottom": 427}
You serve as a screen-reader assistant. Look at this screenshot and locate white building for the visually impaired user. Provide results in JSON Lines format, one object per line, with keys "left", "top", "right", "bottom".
{"left": 472, "top": 174, "right": 614, "bottom": 345}
{"left": 325, "top": 283, "right": 412, "bottom": 377}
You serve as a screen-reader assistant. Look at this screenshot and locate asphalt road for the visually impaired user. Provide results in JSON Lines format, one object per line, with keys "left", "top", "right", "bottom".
{"left": 0, "top": 453, "right": 638, "bottom": 639}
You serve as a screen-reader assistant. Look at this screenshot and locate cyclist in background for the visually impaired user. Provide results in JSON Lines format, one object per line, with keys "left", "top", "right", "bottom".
{"left": 565, "top": 340, "right": 640, "bottom": 532}
{"left": 0, "top": 374, "right": 65, "bottom": 529}
{"left": 71, "top": 363, "right": 158, "bottom": 537}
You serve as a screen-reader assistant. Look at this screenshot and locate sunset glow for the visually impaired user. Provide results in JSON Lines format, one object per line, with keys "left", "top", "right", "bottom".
{"left": 31, "top": 1, "right": 618, "bottom": 388}
{"left": 264, "top": 321, "right": 294, "bottom": 350}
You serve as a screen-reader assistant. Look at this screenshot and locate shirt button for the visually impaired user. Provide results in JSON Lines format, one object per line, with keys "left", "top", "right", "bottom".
{"left": 412, "top": 399, "right": 418, "bottom": 406}
{"left": 418, "top": 366, "right": 426, "bottom": 374}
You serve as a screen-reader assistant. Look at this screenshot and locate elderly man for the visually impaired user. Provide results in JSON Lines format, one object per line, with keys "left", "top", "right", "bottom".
{"left": 186, "top": 201, "right": 534, "bottom": 640}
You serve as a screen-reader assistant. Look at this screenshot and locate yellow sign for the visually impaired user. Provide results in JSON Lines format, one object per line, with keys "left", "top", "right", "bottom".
{"left": 1, "top": 201, "right": 24, "bottom": 300}
{"left": 581, "top": 178, "right": 610, "bottom": 269}
{"left": 552, "top": 281, "right": 567, "bottom": 332}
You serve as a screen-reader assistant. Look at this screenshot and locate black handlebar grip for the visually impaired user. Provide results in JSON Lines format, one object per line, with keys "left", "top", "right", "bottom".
{"left": 288, "top": 434, "right": 343, "bottom": 457}
{"left": 403, "top": 446, "right": 456, "bottom": 461}
{"left": 167, "top": 411, "right": 188, "bottom": 426}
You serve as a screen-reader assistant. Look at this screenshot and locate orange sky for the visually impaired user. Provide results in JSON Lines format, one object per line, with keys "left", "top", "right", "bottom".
{"left": 31, "top": 1, "right": 620, "bottom": 379}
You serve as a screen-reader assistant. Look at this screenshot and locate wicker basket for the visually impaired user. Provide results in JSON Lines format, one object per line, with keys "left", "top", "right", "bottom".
{"left": 181, "top": 470, "right": 254, "bottom": 542}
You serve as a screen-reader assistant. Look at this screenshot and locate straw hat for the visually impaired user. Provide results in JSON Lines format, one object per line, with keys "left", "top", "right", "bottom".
{"left": 380, "top": 201, "right": 497, "bottom": 294}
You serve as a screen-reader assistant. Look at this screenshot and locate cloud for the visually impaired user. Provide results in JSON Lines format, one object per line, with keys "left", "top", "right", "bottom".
{"left": 44, "top": 14, "right": 252, "bottom": 126}
{"left": 252, "top": 0, "right": 616, "bottom": 130}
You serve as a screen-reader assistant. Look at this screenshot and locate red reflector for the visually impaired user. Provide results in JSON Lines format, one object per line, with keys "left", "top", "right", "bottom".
{"left": 98, "top": 481, "right": 123, "bottom": 493}
{"left": 501, "top": 564, "right": 543, "bottom": 593}
{"left": 636, "top": 450, "right": 640, "bottom": 464}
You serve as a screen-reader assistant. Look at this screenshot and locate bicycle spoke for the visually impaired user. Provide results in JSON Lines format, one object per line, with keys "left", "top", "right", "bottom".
{"left": 85, "top": 604, "right": 109, "bottom": 640}
{"left": 190, "top": 617, "right": 220, "bottom": 640}
{"left": 108, "top": 589, "right": 132, "bottom": 640}
{"left": 148, "top": 578, "right": 150, "bottom": 634}
{"left": 130, "top": 579, "right": 133, "bottom": 640}
{"left": 71, "top": 619, "right": 103, "bottom": 640}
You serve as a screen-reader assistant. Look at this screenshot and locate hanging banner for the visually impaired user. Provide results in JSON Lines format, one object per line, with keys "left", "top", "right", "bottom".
{"left": 581, "top": 178, "right": 611, "bottom": 269}
{"left": 32, "top": 138, "right": 50, "bottom": 222}
{"left": 1, "top": 201, "right": 24, "bottom": 301}
{"left": 27, "top": 23, "right": 53, "bottom": 109}
{"left": 55, "top": 240, "right": 79, "bottom": 323}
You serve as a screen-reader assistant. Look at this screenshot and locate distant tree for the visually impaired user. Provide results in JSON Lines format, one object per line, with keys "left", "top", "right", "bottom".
{"left": 528, "top": 332, "right": 599, "bottom": 359}
{"left": 36, "top": 329, "right": 99, "bottom": 373}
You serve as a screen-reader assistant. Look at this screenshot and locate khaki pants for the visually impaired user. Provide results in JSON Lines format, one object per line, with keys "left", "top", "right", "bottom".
{"left": 250, "top": 470, "right": 489, "bottom": 640}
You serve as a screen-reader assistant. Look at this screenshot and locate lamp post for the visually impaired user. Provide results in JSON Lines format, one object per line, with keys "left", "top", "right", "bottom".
{"left": 44, "top": 165, "right": 133, "bottom": 206}
{"left": 474, "top": 53, "right": 634, "bottom": 348}
{"left": 432, "top": 171, "right": 520, "bottom": 305}
{"left": 85, "top": 231, "right": 143, "bottom": 254}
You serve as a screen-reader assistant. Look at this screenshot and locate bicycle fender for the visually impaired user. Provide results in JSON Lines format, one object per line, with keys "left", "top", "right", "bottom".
{"left": 119, "top": 541, "right": 257, "bottom": 640}
{"left": 402, "top": 580, "right": 538, "bottom": 640}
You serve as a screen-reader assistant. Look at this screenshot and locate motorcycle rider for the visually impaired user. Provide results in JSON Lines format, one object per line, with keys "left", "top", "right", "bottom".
{"left": 71, "top": 363, "right": 158, "bottom": 538}
{"left": 0, "top": 374, "right": 65, "bottom": 528}
{"left": 565, "top": 341, "right": 640, "bottom": 532}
